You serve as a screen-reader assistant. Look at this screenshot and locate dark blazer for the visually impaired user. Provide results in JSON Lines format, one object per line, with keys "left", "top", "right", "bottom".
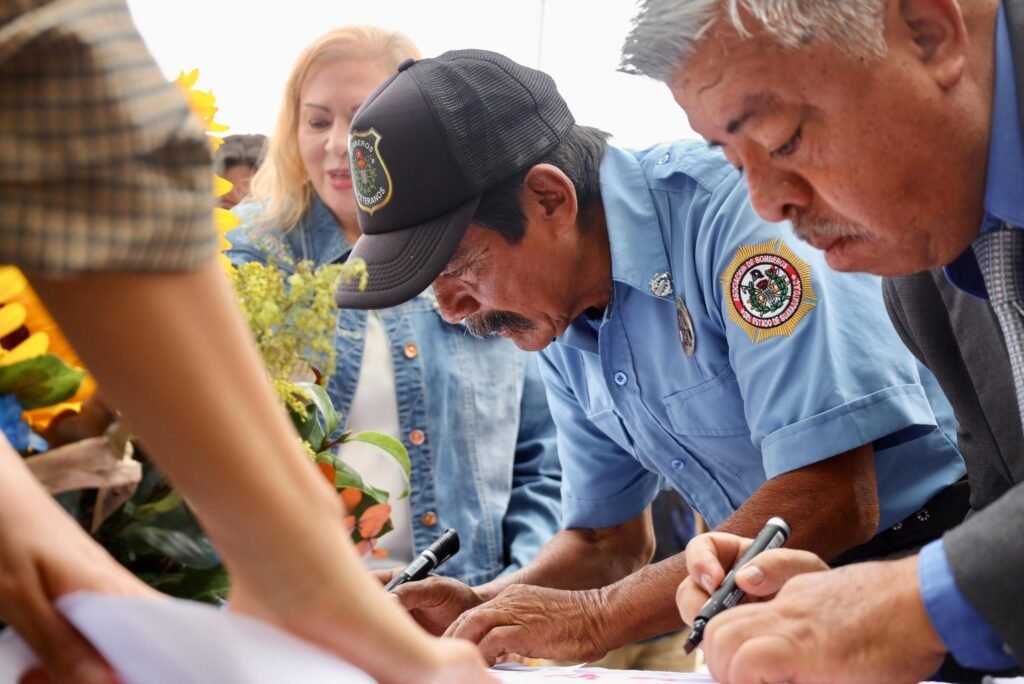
{"left": 882, "top": 0, "right": 1024, "bottom": 660}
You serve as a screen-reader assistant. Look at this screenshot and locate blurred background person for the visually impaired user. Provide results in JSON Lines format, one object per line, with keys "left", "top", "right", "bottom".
{"left": 214, "top": 133, "right": 267, "bottom": 209}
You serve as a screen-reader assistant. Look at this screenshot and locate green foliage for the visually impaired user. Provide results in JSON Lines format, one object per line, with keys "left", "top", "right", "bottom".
{"left": 58, "top": 455, "right": 228, "bottom": 603}
{"left": 347, "top": 432, "right": 411, "bottom": 498}
{"left": 0, "top": 354, "right": 85, "bottom": 409}
{"left": 230, "top": 258, "right": 366, "bottom": 414}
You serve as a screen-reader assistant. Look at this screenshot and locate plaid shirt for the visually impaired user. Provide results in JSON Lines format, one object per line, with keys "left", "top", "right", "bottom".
{"left": 0, "top": 0, "right": 216, "bottom": 275}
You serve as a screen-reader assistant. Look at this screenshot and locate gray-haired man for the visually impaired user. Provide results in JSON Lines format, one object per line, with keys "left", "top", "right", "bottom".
{"left": 622, "top": 0, "right": 1024, "bottom": 681}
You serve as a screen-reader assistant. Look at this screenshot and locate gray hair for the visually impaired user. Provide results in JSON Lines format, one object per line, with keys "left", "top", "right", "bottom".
{"left": 620, "top": 0, "right": 888, "bottom": 82}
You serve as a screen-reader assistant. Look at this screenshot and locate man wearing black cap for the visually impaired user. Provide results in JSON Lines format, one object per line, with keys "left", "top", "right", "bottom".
{"left": 338, "top": 49, "right": 968, "bottom": 663}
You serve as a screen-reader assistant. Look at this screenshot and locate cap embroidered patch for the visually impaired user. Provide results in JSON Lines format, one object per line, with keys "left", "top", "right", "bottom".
{"left": 721, "top": 240, "right": 816, "bottom": 343}
{"left": 349, "top": 128, "right": 393, "bottom": 214}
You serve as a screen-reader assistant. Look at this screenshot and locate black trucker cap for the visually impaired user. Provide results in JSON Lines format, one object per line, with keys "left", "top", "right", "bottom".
{"left": 335, "top": 49, "right": 575, "bottom": 309}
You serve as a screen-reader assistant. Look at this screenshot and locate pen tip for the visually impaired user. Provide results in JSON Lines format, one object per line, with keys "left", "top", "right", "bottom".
{"left": 683, "top": 641, "right": 696, "bottom": 655}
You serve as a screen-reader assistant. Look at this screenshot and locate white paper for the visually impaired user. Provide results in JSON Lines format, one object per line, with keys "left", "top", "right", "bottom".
{"left": 492, "top": 663, "right": 717, "bottom": 682}
{"left": 0, "top": 592, "right": 375, "bottom": 684}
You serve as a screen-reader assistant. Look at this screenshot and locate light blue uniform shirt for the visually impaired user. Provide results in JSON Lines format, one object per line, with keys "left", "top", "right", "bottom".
{"left": 922, "top": 4, "right": 1022, "bottom": 670}
{"left": 541, "top": 141, "right": 966, "bottom": 531}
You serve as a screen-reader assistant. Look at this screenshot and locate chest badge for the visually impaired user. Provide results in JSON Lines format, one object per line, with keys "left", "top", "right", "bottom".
{"left": 676, "top": 296, "right": 696, "bottom": 357}
{"left": 349, "top": 128, "right": 393, "bottom": 215}
{"left": 649, "top": 272, "right": 673, "bottom": 298}
{"left": 721, "top": 239, "right": 817, "bottom": 343}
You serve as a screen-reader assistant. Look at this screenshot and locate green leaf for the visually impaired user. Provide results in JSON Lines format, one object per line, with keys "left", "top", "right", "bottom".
{"left": 0, "top": 354, "right": 84, "bottom": 409}
{"left": 133, "top": 491, "right": 183, "bottom": 520}
{"left": 296, "top": 382, "right": 339, "bottom": 439}
{"left": 347, "top": 431, "right": 411, "bottom": 498}
{"left": 150, "top": 565, "right": 230, "bottom": 604}
{"left": 124, "top": 526, "right": 221, "bottom": 569}
{"left": 330, "top": 456, "right": 389, "bottom": 504}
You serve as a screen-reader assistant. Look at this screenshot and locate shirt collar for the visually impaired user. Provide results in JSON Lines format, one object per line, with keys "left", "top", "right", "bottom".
{"left": 983, "top": 2, "right": 1024, "bottom": 230}
{"left": 289, "top": 193, "right": 353, "bottom": 267}
{"left": 557, "top": 146, "right": 673, "bottom": 354}
{"left": 599, "top": 146, "right": 672, "bottom": 295}
{"left": 944, "top": 3, "right": 1024, "bottom": 297}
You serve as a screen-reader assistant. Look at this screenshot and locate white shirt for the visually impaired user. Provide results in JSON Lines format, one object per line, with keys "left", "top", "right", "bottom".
{"left": 336, "top": 312, "right": 414, "bottom": 569}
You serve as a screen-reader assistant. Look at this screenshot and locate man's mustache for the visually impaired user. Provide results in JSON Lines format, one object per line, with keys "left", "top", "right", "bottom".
{"left": 790, "top": 211, "right": 872, "bottom": 243}
{"left": 463, "top": 311, "right": 536, "bottom": 338}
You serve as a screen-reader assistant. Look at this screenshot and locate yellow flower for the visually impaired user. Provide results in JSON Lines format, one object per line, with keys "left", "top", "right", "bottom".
{"left": 0, "top": 268, "right": 95, "bottom": 430}
{"left": 173, "top": 69, "right": 239, "bottom": 272}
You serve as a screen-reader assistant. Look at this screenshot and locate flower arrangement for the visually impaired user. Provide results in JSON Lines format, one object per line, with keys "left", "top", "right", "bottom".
{"left": 230, "top": 255, "right": 409, "bottom": 559}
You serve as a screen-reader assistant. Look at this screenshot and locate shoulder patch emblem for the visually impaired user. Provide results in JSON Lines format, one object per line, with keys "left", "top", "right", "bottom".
{"left": 349, "top": 128, "right": 393, "bottom": 214}
{"left": 720, "top": 240, "right": 816, "bottom": 343}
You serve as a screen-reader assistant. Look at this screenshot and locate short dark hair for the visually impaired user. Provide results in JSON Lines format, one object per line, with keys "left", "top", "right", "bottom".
{"left": 471, "top": 125, "right": 610, "bottom": 243}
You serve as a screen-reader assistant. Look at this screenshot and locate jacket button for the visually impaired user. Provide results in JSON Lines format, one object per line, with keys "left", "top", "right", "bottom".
{"left": 421, "top": 511, "right": 438, "bottom": 527}
{"left": 404, "top": 342, "right": 418, "bottom": 359}
{"left": 409, "top": 429, "right": 426, "bottom": 446}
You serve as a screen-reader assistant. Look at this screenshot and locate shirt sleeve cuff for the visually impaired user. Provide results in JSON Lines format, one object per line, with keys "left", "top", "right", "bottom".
{"left": 919, "top": 539, "right": 1019, "bottom": 670}
{"left": 561, "top": 470, "right": 661, "bottom": 529}
{"left": 761, "top": 384, "right": 933, "bottom": 478}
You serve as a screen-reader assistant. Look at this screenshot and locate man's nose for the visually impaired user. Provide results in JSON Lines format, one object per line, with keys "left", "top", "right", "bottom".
{"left": 433, "top": 279, "right": 480, "bottom": 324}
{"left": 745, "top": 159, "right": 813, "bottom": 224}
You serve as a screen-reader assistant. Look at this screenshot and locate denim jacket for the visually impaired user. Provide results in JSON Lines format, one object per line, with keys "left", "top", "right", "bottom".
{"left": 226, "top": 196, "right": 562, "bottom": 585}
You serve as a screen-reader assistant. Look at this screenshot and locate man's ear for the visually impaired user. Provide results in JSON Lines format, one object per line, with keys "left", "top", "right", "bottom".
{"left": 893, "top": 0, "right": 968, "bottom": 88}
{"left": 522, "top": 164, "right": 578, "bottom": 235}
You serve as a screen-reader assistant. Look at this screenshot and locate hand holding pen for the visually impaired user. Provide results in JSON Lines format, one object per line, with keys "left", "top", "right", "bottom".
{"left": 682, "top": 517, "right": 792, "bottom": 654}
{"left": 385, "top": 528, "right": 460, "bottom": 591}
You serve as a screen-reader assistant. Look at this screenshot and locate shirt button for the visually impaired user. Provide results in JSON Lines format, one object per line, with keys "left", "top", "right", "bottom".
{"left": 671, "top": 459, "right": 685, "bottom": 469}
{"left": 404, "top": 342, "right": 418, "bottom": 359}
{"left": 421, "top": 511, "right": 438, "bottom": 527}
{"left": 613, "top": 371, "right": 628, "bottom": 386}
{"left": 409, "top": 429, "right": 426, "bottom": 446}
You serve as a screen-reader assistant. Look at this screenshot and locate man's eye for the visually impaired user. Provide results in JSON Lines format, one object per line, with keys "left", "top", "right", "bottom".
{"left": 443, "top": 264, "right": 469, "bottom": 279}
{"left": 771, "top": 126, "right": 803, "bottom": 158}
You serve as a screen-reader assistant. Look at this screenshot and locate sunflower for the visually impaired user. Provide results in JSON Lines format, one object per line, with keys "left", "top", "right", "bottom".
{"left": 173, "top": 69, "right": 240, "bottom": 270}
{"left": 0, "top": 267, "right": 95, "bottom": 431}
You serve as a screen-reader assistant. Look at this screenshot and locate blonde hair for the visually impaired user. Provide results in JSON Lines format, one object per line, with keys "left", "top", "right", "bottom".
{"left": 248, "top": 25, "right": 421, "bottom": 230}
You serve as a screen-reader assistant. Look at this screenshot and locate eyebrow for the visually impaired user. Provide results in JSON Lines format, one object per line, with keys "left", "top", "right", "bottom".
{"left": 707, "top": 91, "right": 779, "bottom": 147}
{"left": 443, "top": 243, "right": 489, "bottom": 277}
{"left": 302, "top": 102, "right": 330, "bottom": 112}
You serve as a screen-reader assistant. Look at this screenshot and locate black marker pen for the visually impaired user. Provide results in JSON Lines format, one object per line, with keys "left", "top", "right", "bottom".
{"left": 683, "top": 516, "right": 791, "bottom": 654}
{"left": 385, "top": 528, "right": 460, "bottom": 591}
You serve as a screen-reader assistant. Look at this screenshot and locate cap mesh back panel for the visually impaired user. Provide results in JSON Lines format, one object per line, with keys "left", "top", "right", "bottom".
{"left": 411, "top": 50, "right": 574, "bottom": 192}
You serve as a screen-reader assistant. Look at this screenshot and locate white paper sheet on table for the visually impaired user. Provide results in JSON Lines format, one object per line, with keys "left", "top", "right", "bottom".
{"left": 0, "top": 592, "right": 374, "bottom": 683}
{"left": 492, "top": 663, "right": 715, "bottom": 682}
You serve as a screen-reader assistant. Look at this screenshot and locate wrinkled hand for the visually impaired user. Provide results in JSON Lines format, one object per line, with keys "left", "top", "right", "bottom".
{"left": 0, "top": 464, "right": 157, "bottom": 684}
{"left": 445, "top": 584, "right": 611, "bottom": 665}
{"left": 677, "top": 532, "right": 828, "bottom": 625}
{"left": 699, "top": 555, "right": 946, "bottom": 684}
{"left": 388, "top": 575, "right": 485, "bottom": 636}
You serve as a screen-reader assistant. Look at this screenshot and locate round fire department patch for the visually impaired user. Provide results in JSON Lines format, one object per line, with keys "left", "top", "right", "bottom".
{"left": 720, "top": 240, "right": 817, "bottom": 344}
